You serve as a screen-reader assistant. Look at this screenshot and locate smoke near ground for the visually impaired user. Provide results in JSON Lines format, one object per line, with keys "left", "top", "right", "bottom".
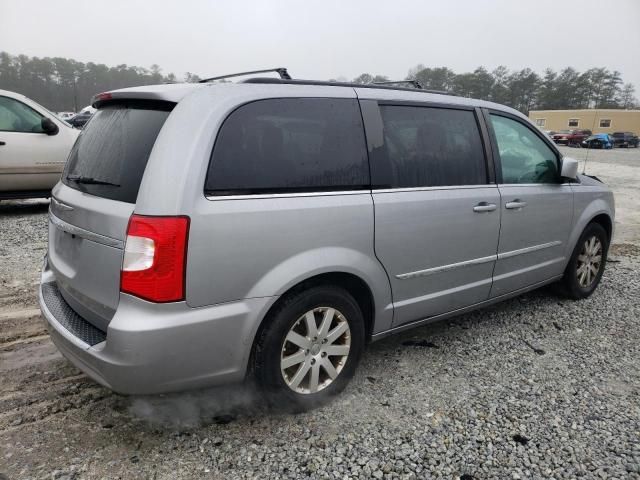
{"left": 128, "top": 385, "right": 262, "bottom": 430}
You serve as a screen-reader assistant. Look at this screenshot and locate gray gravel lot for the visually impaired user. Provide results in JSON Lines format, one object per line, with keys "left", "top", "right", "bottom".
{"left": 1, "top": 147, "right": 639, "bottom": 479}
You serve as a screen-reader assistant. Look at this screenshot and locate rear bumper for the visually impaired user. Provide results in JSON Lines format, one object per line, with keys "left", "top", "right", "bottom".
{"left": 39, "top": 256, "right": 275, "bottom": 394}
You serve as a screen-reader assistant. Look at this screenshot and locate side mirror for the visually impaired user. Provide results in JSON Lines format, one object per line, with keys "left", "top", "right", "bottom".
{"left": 41, "top": 117, "right": 59, "bottom": 136}
{"left": 560, "top": 157, "right": 579, "bottom": 180}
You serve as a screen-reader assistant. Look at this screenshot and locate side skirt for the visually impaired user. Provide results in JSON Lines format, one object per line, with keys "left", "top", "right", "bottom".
{"left": 371, "top": 275, "right": 563, "bottom": 341}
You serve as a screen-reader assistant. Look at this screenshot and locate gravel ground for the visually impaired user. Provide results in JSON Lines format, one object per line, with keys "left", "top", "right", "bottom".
{"left": 1, "top": 147, "right": 639, "bottom": 479}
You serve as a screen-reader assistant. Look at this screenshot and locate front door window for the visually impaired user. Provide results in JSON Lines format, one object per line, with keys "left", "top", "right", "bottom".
{"left": 490, "top": 114, "right": 559, "bottom": 184}
{"left": 0, "top": 96, "right": 44, "bottom": 133}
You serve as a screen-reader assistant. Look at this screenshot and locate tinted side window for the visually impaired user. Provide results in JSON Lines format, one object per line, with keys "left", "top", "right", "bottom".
{"left": 0, "top": 96, "right": 44, "bottom": 133}
{"left": 205, "top": 98, "right": 369, "bottom": 195}
{"left": 377, "top": 105, "right": 487, "bottom": 188}
{"left": 490, "top": 114, "right": 559, "bottom": 184}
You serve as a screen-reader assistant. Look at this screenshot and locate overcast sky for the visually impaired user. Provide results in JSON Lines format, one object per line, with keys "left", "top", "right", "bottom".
{"left": 1, "top": 0, "right": 639, "bottom": 89}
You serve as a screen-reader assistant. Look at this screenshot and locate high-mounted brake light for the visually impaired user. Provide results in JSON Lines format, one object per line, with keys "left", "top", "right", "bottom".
{"left": 91, "top": 91, "right": 113, "bottom": 108}
{"left": 121, "top": 215, "right": 190, "bottom": 303}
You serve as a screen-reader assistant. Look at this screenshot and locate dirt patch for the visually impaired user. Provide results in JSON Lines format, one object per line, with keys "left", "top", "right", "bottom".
{"left": 610, "top": 243, "right": 640, "bottom": 257}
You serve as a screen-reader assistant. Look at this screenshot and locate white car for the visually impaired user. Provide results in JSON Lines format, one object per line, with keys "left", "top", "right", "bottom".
{"left": 57, "top": 111, "right": 76, "bottom": 121}
{"left": 0, "top": 89, "right": 79, "bottom": 199}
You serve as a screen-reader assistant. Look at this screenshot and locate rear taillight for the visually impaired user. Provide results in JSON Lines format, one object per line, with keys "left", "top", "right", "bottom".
{"left": 121, "top": 215, "right": 190, "bottom": 302}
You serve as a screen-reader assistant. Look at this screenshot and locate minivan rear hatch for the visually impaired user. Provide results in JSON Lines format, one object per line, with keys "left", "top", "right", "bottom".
{"left": 48, "top": 100, "right": 174, "bottom": 331}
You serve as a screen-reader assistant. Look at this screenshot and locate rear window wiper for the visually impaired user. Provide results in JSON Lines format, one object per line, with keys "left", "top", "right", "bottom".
{"left": 67, "top": 175, "right": 120, "bottom": 187}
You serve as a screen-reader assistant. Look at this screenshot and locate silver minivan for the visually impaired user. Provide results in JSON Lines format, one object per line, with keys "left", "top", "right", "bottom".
{"left": 39, "top": 72, "right": 615, "bottom": 410}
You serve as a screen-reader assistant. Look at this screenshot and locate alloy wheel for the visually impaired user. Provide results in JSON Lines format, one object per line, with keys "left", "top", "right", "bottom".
{"left": 576, "top": 235, "right": 603, "bottom": 288}
{"left": 280, "top": 307, "right": 351, "bottom": 394}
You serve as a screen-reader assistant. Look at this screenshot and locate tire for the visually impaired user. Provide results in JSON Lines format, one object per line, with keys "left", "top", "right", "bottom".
{"left": 252, "top": 285, "right": 365, "bottom": 411}
{"left": 560, "top": 223, "right": 608, "bottom": 300}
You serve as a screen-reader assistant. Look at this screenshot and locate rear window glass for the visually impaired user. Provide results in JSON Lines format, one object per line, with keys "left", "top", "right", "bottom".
{"left": 63, "top": 102, "right": 173, "bottom": 203}
{"left": 205, "top": 98, "right": 369, "bottom": 195}
{"left": 377, "top": 105, "right": 487, "bottom": 188}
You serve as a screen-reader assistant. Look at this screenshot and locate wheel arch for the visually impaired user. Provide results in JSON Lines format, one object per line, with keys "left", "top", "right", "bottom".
{"left": 566, "top": 195, "right": 614, "bottom": 263}
{"left": 258, "top": 271, "right": 378, "bottom": 341}
{"left": 589, "top": 213, "right": 613, "bottom": 243}
{"left": 246, "top": 270, "right": 385, "bottom": 380}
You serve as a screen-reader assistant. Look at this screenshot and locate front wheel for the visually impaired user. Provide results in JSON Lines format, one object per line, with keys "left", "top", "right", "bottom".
{"left": 561, "top": 223, "right": 608, "bottom": 299}
{"left": 252, "top": 285, "right": 365, "bottom": 411}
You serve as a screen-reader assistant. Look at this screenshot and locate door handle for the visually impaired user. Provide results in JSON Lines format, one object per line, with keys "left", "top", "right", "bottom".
{"left": 0, "top": 141, "right": 5, "bottom": 146}
{"left": 505, "top": 200, "right": 527, "bottom": 210}
{"left": 473, "top": 202, "right": 497, "bottom": 213}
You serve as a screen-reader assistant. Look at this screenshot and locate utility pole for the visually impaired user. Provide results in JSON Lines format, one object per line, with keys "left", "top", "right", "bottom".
{"left": 73, "top": 75, "right": 78, "bottom": 112}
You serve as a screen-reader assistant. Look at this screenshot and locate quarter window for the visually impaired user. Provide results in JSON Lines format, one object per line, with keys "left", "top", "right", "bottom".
{"left": 568, "top": 118, "right": 579, "bottom": 127}
{"left": 535, "top": 118, "right": 545, "bottom": 127}
{"left": 377, "top": 106, "right": 487, "bottom": 188}
{"left": 490, "top": 114, "right": 559, "bottom": 184}
{"left": 599, "top": 119, "right": 611, "bottom": 128}
{"left": 0, "top": 96, "right": 44, "bottom": 133}
{"left": 205, "top": 98, "right": 369, "bottom": 195}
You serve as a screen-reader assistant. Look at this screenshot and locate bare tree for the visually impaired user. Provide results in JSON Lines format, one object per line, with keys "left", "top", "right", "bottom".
{"left": 619, "top": 83, "right": 638, "bottom": 109}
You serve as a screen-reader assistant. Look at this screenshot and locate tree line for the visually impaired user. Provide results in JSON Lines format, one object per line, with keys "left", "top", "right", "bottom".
{"left": 0, "top": 51, "right": 637, "bottom": 114}
{"left": 0, "top": 52, "right": 201, "bottom": 112}
{"left": 350, "top": 65, "right": 637, "bottom": 112}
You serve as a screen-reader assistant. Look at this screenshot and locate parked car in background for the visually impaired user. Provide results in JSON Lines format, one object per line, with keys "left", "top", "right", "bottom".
{"left": 39, "top": 76, "right": 614, "bottom": 410}
{"left": 611, "top": 131, "right": 639, "bottom": 148}
{"left": 0, "top": 89, "right": 79, "bottom": 200}
{"left": 552, "top": 129, "right": 592, "bottom": 146}
{"left": 57, "top": 112, "right": 75, "bottom": 121}
{"left": 67, "top": 110, "right": 93, "bottom": 128}
{"left": 581, "top": 133, "right": 614, "bottom": 149}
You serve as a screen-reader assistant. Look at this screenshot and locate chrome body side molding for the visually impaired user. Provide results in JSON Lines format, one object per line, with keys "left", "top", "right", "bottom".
{"left": 373, "top": 275, "right": 564, "bottom": 340}
{"left": 497, "top": 241, "right": 562, "bottom": 260}
{"left": 396, "top": 255, "right": 497, "bottom": 280}
{"left": 396, "top": 241, "right": 562, "bottom": 280}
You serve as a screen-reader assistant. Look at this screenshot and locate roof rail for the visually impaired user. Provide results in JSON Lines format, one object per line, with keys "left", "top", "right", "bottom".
{"left": 373, "top": 80, "right": 424, "bottom": 89}
{"left": 199, "top": 68, "right": 291, "bottom": 83}
{"left": 242, "top": 77, "right": 457, "bottom": 96}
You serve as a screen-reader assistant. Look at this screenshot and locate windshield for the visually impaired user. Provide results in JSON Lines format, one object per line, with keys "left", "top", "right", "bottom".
{"left": 63, "top": 101, "right": 173, "bottom": 203}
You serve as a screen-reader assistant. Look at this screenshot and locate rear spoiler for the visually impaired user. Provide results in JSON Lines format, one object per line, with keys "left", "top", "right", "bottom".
{"left": 91, "top": 84, "right": 203, "bottom": 108}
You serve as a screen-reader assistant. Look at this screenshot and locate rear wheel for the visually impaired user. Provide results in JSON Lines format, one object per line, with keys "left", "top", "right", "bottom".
{"left": 561, "top": 223, "right": 608, "bottom": 299}
{"left": 252, "top": 285, "right": 365, "bottom": 411}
